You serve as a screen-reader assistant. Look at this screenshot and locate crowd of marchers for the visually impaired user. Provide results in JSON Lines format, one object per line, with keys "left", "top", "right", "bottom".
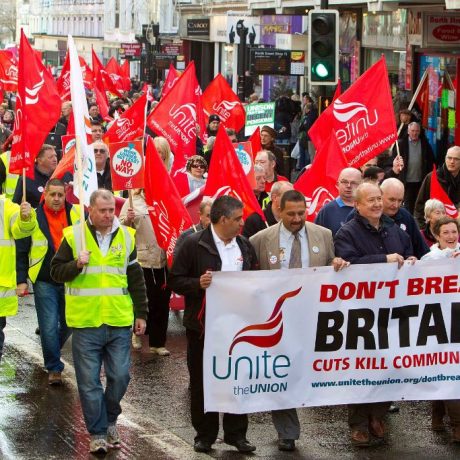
{"left": 0, "top": 86, "right": 459, "bottom": 455}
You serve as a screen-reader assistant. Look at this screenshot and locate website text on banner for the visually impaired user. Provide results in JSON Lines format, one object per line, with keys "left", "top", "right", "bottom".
{"left": 203, "top": 260, "right": 460, "bottom": 414}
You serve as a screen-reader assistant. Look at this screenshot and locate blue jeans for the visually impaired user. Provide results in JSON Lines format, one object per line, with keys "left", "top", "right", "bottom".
{"left": 0, "top": 316, "right": 6, "bottom": 361}
{"left": 34, "top": 281, "right": 71, "bottom": 372}
{"left": 72, "top": 325, "right": 131, "bottom": 436}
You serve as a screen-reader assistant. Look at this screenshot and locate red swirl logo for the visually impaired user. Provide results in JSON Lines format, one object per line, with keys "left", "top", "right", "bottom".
{"left": 228, "top": 287, "right": 302, "bottom": 355}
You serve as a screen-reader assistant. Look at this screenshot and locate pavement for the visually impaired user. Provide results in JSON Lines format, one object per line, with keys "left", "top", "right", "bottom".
{"left": 1, "top": 295, "right": 460, "bottom": 459}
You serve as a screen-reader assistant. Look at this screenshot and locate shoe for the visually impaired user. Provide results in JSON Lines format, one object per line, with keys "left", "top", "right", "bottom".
{"left": 368, "top": 417, "right": 385, "bottom": 438}
{"left": 388, "top": 404, "right": 400, "bottom": 413}
{"left": 452, "top": 426, "right": 460, "bottom": 443}
{"left": 149, "top": 347, "right": 170, "bottom": 356}
{"left": 48, "top": 371, "right": 62, "bottom": 386}
{"left": 278, "top": 439, "right": 295, "bottom": 451}
{"left": 89, "top": 436, "right": 108, "bottom": 454}
{"left": 107, "top": 423, "right": 120, "bottom": 447}
{"left": 432, "top": 415, "right": 445, "bottom": 432}
{"left": 225, "top": 438, "right": 256, "bottom": 453}
{"left": 351, "top": 430, "right": 370, "bottom": 447}
{"left": 132, "top": 334, "right": 142, "bottom": 350}
{"left": 194, "top": 440, "right": 212, "bottom": 452}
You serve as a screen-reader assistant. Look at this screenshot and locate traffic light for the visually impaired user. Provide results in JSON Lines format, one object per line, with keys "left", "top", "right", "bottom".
{"left": 308, "top": 10, "right": 339, "bottom": 85}
{"left": 318, "top": 96, "right": 333, "bottom": 114}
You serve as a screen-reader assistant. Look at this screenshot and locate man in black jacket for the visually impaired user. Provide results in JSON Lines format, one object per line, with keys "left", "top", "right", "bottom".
{"left": 388, "top": 122, "right": 435, "bottom": 213}
{"left": 168, "top": 196, "right": 258, "bottom": 454}
{"left": 334, "top": 182, "right": 416, "bottom": 447}
{"left": 414, "top": 145, "right": 460, "bottom": 228}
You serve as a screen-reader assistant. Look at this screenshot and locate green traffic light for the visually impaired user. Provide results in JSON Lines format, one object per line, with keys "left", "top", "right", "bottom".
{"left": 314, "top": 63, "right": 330, "bottom": 78}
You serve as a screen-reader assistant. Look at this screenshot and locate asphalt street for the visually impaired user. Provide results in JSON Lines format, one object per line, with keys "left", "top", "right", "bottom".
{"left": 0, "top": 295, "right": 459, "bottom": 459}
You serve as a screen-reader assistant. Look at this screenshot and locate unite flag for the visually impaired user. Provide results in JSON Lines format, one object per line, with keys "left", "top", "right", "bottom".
{"left": 308, "top": 57, "right": 397, "bottom": 168}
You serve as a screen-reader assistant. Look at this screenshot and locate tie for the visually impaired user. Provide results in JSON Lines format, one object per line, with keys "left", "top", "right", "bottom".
{"left": 289, "top": 232, "right": 302, "bottom": 269}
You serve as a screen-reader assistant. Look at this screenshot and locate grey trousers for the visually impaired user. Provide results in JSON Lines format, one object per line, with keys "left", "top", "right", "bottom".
{"left": 271, "top": 408, "right": 300, "bottom": 439}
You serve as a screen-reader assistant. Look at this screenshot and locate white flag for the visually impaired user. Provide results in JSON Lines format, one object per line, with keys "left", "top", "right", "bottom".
{"left": 68, "top": 35, "right": 98, "bottom": 206}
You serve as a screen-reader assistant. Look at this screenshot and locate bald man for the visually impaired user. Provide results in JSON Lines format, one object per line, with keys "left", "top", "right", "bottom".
{"left": 380, "top": 178, "right": 428, "bottom": 259}
{"left": 334, "top": 182, "right": 415, "bottom": 446}
{"left": 315, "top": 167, "right": 362, "bottom": 236}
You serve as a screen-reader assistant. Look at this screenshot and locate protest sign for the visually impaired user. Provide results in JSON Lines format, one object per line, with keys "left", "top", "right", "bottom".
{"left": 204, "top": 260, "right": 460, "bottom": 414}
{"left": 109, "top": 140, "right": 144, "bottom": 191}
{"left": 244, "top": 102, "right": 275, "bottom": 136}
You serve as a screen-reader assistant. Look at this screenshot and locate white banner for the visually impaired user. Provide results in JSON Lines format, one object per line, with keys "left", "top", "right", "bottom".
{"left": 204, "top": 260, "right": 460, "bottom": 414}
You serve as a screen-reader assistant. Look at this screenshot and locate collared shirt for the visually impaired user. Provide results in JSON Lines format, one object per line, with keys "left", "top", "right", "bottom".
{"left": 279, "top": 223, "right": 309, "bottom": 269}
{"left": 211, "top": 224, "right": 243, "bottom": 272}
{"left": 89, "top": 216, "right": 121, "bottom": 256}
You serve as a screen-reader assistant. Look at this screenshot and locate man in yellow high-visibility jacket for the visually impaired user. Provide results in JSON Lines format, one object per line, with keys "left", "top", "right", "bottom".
{"left": 50, "top": 189, "right": 147, "bottom": 455}
{"left": 16, "top": 178, "right": 82, "bottom": 385}
{"left": 0, "top": 196, "right": 36, "bottom": 361}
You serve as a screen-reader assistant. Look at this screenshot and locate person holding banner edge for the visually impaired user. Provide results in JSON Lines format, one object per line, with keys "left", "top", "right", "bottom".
{"left": 168, "top": 195, "right": 258, "bottom": 454}
{"left": 334, "top": 182, "right": 416, "bottom": 446}
{"left": 250, "top": 189, "right": 349, "bottom": 451}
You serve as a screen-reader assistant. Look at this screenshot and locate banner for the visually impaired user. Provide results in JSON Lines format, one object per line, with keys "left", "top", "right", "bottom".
{"left": 244, "top": 102, "right": 275, "bottom": 136}
{"left": 204, "top": 259, "right": 460, "bottom": 414}
{"left": 108, "top": 140, "right": 144, "bottom": 191}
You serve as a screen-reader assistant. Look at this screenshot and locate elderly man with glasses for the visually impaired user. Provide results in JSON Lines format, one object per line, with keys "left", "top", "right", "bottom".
{"left": 92, "top": 140, "right": 112, "bottom": 192}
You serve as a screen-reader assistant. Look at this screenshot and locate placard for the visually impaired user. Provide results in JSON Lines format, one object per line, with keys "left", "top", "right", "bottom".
{"left": 109, "top": 140, "right": 144, "bottom": 191}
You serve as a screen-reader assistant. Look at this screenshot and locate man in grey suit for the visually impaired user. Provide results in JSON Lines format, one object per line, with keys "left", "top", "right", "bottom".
{"left": 250, "top": 190, "right": 349, "bottom": 451}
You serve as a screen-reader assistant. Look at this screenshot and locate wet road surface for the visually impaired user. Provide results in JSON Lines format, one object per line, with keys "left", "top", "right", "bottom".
{"left": 1, "top": 297, "right": 460, "bottom": 459}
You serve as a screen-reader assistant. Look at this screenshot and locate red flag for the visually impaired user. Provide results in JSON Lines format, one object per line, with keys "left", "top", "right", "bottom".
{"left": 147, "top": 62, "right": 201, "bottom": 174}
{"left": 94, "top": 71, "right": 110, "bottom": 120}
{"left": 0, "top": 50, "right": 18, "bottom": 92}
{"left": 50, "top": 145, "right": 75, "bottom": 180}
{"left": 92, "top": 48, "right": 103, "bottom": 76}
{"left": 204, "top": 125, "right": 264, "bottom": 220}
{"left": 10, "top": 30, "right": 62, "bottom": 176}
{"left": 99, "top": 69, "right": 124, "bottom": 98}
{"left": 142, "top": 82, "right": 154, "bottom": 102}
{"left": 161, "top": 64, "right": 180, "bottom": 99}
{"left": 67, "top": 111, "right": 75, "bottom": 135}
{"left": 308, "top": 57, "right": 397, "bottom": 168}
{"left": 333, "top": 79, "right": 341, "bottom": 101}
{"left": 415, "top": 71, "right": 429, "bottom": 128}
{"left": 144, "top": 137, "right": 193, "bottom": 265}
{"left": 105, "top": 57, "right": 125, "bottom": 93}
{"left": 202, "top": 74, "right": 245, "bottom": 132}
{"left": 104, "top": 93, "right": 146, "bottom": 144}
{"left": 119, "top": 60, "right": 131, "bottom": 91}
{"left": 56, "top": 52, "right": 94, "bottom": 101}
{"left": 294, "top": 135, "right": 348, "bottom": 221}
{"left": 430, "top": 165, "right": 459, "bottom": 218}
{"left": 249, "top": 126, "right": 262, "bottom": 157}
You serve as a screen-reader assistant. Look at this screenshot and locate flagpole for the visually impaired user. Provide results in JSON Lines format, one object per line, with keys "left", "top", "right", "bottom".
{"left": 22, "top": 168, "right": 26, "bottom": 202}
{"left": 75, "top": 135, "right": 86, "bottom": 252}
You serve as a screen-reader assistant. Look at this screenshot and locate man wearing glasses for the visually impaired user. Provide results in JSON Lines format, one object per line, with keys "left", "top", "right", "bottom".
{"left": 315, "top": 167, "right": 362, "bottom": 236}
{"left": 93, "top": 140, "right": 113, "bottom": 192}
{"left": 414, "top": 145, "right": 460, "bottom": 228}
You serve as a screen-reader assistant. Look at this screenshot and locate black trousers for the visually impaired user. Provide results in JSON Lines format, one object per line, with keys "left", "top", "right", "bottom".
{"left": 404, "top": 181, "right": 422, "bottom": 215}
{"left": 143, "top": 267, "right": 171, "bottom": 348}
{"left": 186, "top": 328, "right": 248, "bottom": 444}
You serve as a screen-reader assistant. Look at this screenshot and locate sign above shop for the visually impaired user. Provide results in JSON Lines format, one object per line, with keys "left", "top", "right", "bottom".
{"left": 424, "top": 12, "right": 460, "bottom": 46}
{"left": 250, "top": 49, "right": 305, "bottom": 76}
{"left": 120, "top": 43, "right": 141, "bottom": 58}
{"left": 187, "top": 19, "right": 210, "bottom": 37}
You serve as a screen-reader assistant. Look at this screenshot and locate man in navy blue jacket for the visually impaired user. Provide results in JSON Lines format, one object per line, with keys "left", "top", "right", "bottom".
{"left": 334, "top": 182, "right": 416, "bottom": 446}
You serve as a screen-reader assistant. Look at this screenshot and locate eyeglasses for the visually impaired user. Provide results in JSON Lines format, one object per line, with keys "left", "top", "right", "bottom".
{"left": 191, "top": 163, "right": 205, "bottom": 169}
{"left": 94, "top": 148, "right": 107, "bottom": 154}
{"left": 339, "top": 180, "right": 360, "bottom": 187}
{"left": 446, "top": 156, "right": 460, "bottom": 162}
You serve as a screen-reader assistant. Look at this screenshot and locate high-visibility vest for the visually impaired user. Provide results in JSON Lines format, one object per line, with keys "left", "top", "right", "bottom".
{"left": 0, "top": 196, "right": 37, "bottom": 317}
{"left": 0, "top": 151, "right": 19, "bottom": 200}
{"left": 62, "top": 222, "right": 136, "bottom": 328}
{"left": 28, "top": 205, "right": 82, "bottom": 283}
{"left": 261, "top": 195, "right": 271, "bottom": 210}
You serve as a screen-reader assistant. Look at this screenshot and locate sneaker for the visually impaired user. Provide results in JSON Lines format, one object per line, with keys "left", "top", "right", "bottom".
{"left": 89, "top": 436, "right": 108, "bottom": 454}
{"left": 107, "top": 424, "right": 121, "bottom": 447}
{"left": 48, "top": 371, "right": 62, "bottom": 386}
{"left": 131, "top": 334, "right": 142, "bottom": 350}
{"left": 149, "top": 347, "right": 170, "bottom": 356}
